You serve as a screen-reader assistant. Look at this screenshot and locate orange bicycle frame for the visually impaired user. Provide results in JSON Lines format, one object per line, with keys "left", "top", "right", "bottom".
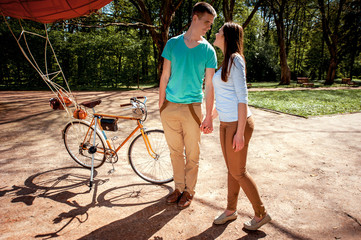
{"left": 86, "top": 113, "right": 157, "bottom": 158}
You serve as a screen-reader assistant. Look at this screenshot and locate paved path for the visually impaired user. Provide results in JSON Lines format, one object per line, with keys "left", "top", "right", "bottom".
{"left": 0, "top": 90, "right": 360, "bottom": 239}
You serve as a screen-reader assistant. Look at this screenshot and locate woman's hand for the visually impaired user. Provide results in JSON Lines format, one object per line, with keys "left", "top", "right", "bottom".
{"left": 232, "top": 133, "right": 245, "bottom": 152}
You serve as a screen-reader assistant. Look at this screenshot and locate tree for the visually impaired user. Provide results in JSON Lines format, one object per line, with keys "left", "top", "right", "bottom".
{"left": 127, "top": 0, "right": 184, "bottom": 77}
{"left": 223, "top": 0, "right": 235, "bottom": 22}
{"left": 71, "top": 0, "right": 184, "bottom": 78}
{"left": 339, "top": 0, "right": 361, "bottom": 80}
{"left": 318, "top": 0, "right": 345, "bottom": 85}
{"left": 2, "top": 0, "right": 359, "bottom": 90}
{"left": 268, "top": 0, "right": 291, "bottom": 85}
{"left": 242, "top": 0, "right": 265, "bottom": 29}
{"left": 221, "top": 0, "right": 265, "bottom": 29}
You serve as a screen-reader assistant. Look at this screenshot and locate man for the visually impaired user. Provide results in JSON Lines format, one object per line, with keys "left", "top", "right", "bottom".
{"left": 159, "top": 2, "right": 217, "bottom": 209}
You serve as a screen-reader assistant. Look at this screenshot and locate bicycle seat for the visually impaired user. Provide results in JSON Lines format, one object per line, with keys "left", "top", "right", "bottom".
{"left": 81, "top": 100, "right": 101, "bottom": 108}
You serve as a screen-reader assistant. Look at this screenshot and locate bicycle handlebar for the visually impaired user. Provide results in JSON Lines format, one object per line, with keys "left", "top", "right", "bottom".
{"left": 120, "top": 103, "right": 132, "bottom": 107}
{"left": 120, "top": 96, "right": 147, "bottom": 108}
{"left": 118, "top": 96, "right": 148, "bottom": 121}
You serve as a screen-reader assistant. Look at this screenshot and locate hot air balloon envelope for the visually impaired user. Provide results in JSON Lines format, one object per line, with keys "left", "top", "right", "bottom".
{"left": 0, "top": 0, "right": 112, "bottom": 23}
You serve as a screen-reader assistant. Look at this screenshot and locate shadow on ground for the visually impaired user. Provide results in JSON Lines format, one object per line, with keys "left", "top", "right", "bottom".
{"left": 0, "top": 167, "right": 175, "bottom": 239}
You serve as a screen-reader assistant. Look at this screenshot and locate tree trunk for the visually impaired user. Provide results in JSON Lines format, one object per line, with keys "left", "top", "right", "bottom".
{"left": 318, "top": 0, "right": 345, "bottom": 85}
{"left": 130, "top": 0, "right": 183, "bottom": 79}
{"left": 278, "top": 33, "right": 291, "bottom": 85}
{"left": 319, "top": 36, "right": 324, "bottom": 80}
{"left": 157, "top": 25, "right": 170, "bottom": 78}
{"left": 118, "top": 52, "right": 122, "bottom": 87}
{"left": 272, "top": 0, "right": 291, "bottom": 85}
{"left": 325, "top": 57, "right": 337, "bottom": 85}
{"left": 348, "top": 28, "right": 358, "bottom": 81}
{"left": 223, "top": 0, "right": 235, "bottom": 22}
{"left": 152, "top": 41, "right": 158, "bottom": 82}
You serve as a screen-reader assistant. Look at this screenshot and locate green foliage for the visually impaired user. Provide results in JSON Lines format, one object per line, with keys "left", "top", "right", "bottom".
{"left": 0, "top": 17, "right": 156, "bottom": 90}
{"left": 0, "top": 19, "right": 49, "bottom": 89}
{"left": 0, "top": 0, "right": 360, "bottom": 90}
{"left": 304, "top": 27, "right": 330, "bottom": 80}
{"left": 244, "top": 38, "right": 280, "bottom": 82}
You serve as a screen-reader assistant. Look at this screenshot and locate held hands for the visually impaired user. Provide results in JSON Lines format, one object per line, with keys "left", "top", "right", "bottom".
{"left": 232, "top": 134, "right": 245, "bottom": 152}
{"left": 200, "top": 115, "right": 213, "bottom": 134}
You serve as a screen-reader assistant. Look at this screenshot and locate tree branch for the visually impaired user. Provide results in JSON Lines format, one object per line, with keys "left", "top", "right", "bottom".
{"left": 174, "top": 0, "right": 184, "bottom": 12}
{"left": 63, "top": 21, "right": 159, "bottom": 29}
{"left": 318, "top": 0, "right": 332, "bottom": 49}
{"left": 334, "top": 0, "right": 345, "bottom": 37}
{"left": 132, "top": 0, "right": 153, "bottom": 26}
{"left": 243, "top": 0, "right": 265, "bottom": 29}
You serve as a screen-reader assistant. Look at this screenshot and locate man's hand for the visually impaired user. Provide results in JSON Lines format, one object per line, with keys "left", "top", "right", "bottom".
{"left": 202, "top": 68, "right": 215, "bottom": 134}
{"left": 159, "top": 59, "right": 171, "bottom": 111}
{"left": 200, "top": 115, "right": 213, "bottom": 134}
{"left": 159, "top": 99, "right": 164, "bottom": 109}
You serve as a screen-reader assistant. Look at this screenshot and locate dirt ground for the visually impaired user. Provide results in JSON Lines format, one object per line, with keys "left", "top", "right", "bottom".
{"left": 0, "top": 89, "right": 360, "bottom": 240}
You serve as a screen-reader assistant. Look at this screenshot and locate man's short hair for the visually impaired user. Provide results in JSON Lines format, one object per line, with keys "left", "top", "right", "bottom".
{"left": 192, "top": 2, "right": 217, "bottom": 18}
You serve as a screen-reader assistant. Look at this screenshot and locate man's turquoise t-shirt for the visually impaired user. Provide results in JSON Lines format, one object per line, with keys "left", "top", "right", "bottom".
{"left": 162, "top": 34, "right": 217, "bottom": 104}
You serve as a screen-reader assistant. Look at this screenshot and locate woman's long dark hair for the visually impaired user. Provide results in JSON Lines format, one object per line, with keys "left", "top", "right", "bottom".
{"left": 221, "top": 22, "right": 245, "bottom": 82}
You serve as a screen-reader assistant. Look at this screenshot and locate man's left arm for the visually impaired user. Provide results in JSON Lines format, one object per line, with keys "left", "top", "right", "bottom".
{"left": 200, "top": 68, "right": 215, "bottom": 134}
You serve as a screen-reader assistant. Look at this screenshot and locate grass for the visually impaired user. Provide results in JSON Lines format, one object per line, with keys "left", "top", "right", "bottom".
{"left": 249, "top": 79, "right": 360, "bottom": 89}
{"left": 248, "top": 89, "right": 361, "bottom": 117}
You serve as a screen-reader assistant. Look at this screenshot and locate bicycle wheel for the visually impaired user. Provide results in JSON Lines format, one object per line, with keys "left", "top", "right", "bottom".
{"left": 63, "top": 121, "right": 106, "bottom": 169}
{"left": 128, "top": 129, "right": 173, "bottom": 184}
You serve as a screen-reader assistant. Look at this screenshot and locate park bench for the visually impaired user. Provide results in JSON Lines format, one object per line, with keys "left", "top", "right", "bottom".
{"left": 342, "top": 78, "right": 350, "bottom": 85}
{"left": 342, "top": 78, "right": 357, "bottom": 86}
{"left": 297, "top": 77, "right": 314, "bottom": 87}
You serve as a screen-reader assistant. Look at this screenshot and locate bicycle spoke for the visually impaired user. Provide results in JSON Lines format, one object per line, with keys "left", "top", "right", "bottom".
{"left": 63, "top": 121, "right": 106, "bottom": 169}
{"left": 129, "top": 130, "right": 173, "bottom": 184}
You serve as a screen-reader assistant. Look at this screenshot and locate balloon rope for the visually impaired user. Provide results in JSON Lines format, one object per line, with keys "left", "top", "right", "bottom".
{"left": 2, "top": 15, "right": 79, "bottom": 117}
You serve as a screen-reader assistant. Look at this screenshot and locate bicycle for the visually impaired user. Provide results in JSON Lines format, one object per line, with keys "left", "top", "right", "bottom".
{"left": 61, "top": 96, "right": 173, "bottom": 188}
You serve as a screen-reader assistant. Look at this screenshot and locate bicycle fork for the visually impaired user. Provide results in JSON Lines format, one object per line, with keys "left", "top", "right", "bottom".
{"left": 140, "top": 128, "right": 157, "bottom": 159}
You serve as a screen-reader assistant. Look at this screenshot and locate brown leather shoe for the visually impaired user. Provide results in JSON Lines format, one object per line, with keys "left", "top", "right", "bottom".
{"left": 177, "top": 191, "right": 193, "bottom": 209}
{"left": 166, "top": 189, "right": 182, "bottom": 204}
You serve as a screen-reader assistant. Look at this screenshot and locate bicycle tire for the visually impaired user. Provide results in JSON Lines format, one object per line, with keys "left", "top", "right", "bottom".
{"left": 128, "top": 129, "right": 173, "bottom": 184}
{"left": 63, "top": 121, "right": 106, "bottom": 169}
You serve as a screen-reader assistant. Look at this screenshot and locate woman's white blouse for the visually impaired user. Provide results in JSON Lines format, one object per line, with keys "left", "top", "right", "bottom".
{"left": 212, "top": 54, "right": 252, "bottom": 122}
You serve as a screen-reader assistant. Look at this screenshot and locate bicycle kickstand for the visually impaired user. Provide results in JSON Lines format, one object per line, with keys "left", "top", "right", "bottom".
{"left": 108, "top": 161, "right": 115, "bottom": 174}
{"left": 89, "top": 112, "right": 99, "bottom": 190}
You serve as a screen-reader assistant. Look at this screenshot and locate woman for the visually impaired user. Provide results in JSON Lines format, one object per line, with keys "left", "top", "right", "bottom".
{"left": 211, "top": 22, "right": 271, "bottom": 230}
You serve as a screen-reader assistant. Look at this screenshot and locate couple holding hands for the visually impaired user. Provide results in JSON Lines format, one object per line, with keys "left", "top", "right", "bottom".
{"left": 159, "top": 2, "right": 271, "bottom": 231}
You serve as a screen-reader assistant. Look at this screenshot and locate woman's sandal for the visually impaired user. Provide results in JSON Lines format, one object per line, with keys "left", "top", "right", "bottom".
{"left": 213, "top": 211, "right": 237, "bottom": 225}
{"left": 243, "top": 213, "right": 272, "bottom": 230}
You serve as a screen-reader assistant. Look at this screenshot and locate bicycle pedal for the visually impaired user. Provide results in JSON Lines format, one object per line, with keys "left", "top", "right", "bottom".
{"left": 108, "top": 169, "right": 115, "bottom": 174}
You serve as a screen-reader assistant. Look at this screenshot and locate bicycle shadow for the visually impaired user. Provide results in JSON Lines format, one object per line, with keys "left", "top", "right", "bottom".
{"left": 35, "top": 181, "right": 173, "bottom": 239}
{"left": 0, "top": 167, "right": 174, "bottom": 239}
{"left": 0, "top": 167, "right": 96, "bottom": 207}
